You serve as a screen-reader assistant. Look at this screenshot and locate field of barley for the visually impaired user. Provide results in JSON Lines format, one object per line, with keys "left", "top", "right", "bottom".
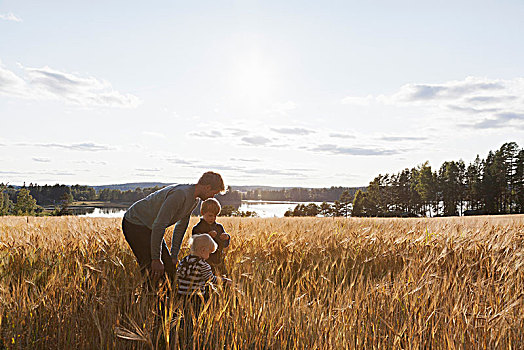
{"left": 0, "top": 215, "right": 523, "bottom": 349}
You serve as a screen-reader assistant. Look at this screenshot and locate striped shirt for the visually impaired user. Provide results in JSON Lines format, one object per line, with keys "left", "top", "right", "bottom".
{"left": 176, "top": 255, "right": 217, "bottom": 296}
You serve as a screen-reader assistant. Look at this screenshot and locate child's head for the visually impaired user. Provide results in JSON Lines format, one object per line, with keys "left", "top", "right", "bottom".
{"left": 201, "top": 198, "right": 221, "bottom": 224}
{"left": 189, "top": 234, "right": 218, "bottom": 259}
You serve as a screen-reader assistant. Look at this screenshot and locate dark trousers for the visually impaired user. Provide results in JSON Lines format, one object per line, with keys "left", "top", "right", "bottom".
{"left": 122, "top": 218, "right": 176, "bottom": 275}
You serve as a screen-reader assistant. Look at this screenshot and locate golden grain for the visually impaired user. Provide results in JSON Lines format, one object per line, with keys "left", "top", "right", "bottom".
{"left": 0, "top": 215, "right": 523, "bottom": 349}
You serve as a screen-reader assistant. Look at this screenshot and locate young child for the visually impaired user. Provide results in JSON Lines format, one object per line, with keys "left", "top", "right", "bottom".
{"left": 176, "top": 234, "right": 219, "bottom": 300}
{"left": 176, "top": 234, "right": 220, "bottom": 345}
{"left": 192, "top": 198, "right": 230, "bottom": 276}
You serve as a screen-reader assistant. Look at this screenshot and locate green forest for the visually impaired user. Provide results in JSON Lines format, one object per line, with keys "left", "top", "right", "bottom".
{"left": 0, "top": 184, "right": 163, "bottom": 216}
{"left": 352, "top": 141, "right": 524, "bottom": 217}
{"left": 283, "top": 142, "right": 523, "bottom": 218}
{"left": 0, "top": 184, "right": 243, "bottom": 216}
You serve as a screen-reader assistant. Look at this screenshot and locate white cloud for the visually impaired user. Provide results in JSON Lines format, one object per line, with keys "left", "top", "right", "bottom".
{"left": 0, "top": 170, "right": 75, "bottom": 176}
{"left": 329, "top": 133, "right": 356, "bottom": 139}
{"left": 0, "top": 62, "right": 27, "bottom": 97}
{"left": 365, "top": 77, "right": 524, "bottom": 130}
{"left": 32, "top": 157, "right": 51, "bottom": 163}
{"left": 72, "top": 160, "right": 107, "bottom": 165}
{"left": 390, "top": 77, "right": 506, "bottom": 103}
{"left": 243, "top": 168, "right": 301, "bottom": 176}
{"left": 166, "top": 158, "right": 192, "bottom": 165}
{"left": 270, "top": 127, "right": 315, "bottom": 135}
{"left": 385, "top": 77, "right": 524, "bottom": 108}
{"left": 230, "top": 158, "right": 260, "bottom": 162}
{"left": 0, "top": 61, "right": 141, "bottom": 108}
{"left": 380, "top": 136, "right": 428, "bottom": 142}
{"left": 26, "top": 142, "right": 113, "bottom": 151}
{"left": 310, "top": 144, "right": 401, "bottom": 156}
{"left": 241, "top": 136, "right": 272, "bottom": 146}
{"left": 0, "top": 12, "right": 22, "bottom": 22}
{"left": 465, "top": 112, "right": 524, "bottom": 129}
{"left": 225, "top": 128, "right": 250, "bottom": 137}
{"left": 189, "top": 130, "right": 223, "bottom": 138}
{"left": 136, "top": 168, "right": 162, "bottom": 172}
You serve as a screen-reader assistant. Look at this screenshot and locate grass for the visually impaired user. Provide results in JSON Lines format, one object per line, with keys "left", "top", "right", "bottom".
{"left": 0, "top": 215, "right": 523, "bottom": 349}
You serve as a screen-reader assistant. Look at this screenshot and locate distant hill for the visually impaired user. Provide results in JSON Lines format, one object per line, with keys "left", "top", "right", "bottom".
{"left": 92, "top": 182, "right": 172, "bottom": 192}
{"left": 90, "top": 183, "right": 299, "bottom": 192}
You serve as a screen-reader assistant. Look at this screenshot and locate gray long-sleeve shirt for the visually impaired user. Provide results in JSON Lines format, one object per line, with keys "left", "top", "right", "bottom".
{"left": 124, "top": 184, "right": 199, "bottom": 260}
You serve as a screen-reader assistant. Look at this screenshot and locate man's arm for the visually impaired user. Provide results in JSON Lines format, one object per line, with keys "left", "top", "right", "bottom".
{"left": 170, "top": 214, "right": 191, "bottom": 261}
{"left": 150, "top": 191, "right": 184, "bottom": 261}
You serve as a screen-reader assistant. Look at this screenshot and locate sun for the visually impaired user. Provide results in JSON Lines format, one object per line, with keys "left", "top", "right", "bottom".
{"left": 229, "top": 50, "right": 276, "bottom": 104}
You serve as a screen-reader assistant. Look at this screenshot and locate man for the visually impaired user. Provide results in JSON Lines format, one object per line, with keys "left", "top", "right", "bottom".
{"left": 122, "top": 171, "right": 225, "bottom": 279}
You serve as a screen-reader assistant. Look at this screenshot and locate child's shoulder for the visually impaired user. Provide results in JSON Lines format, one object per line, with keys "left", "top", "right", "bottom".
{"left": 193, "top": 218, "right": 206, "bottom": 226}
{"left": 178, "top": 254, "right": 193, "bottom": 264}
{"left": 192, "top": 219, "right": 209, "bottom": 232}
{"left": 178, "top": 255, "right": 208, "bottom": 270}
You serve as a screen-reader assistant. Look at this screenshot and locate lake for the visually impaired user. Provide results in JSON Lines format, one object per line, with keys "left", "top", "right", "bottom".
{"left": 78, "top": 207, "right": 127, "bottom": 218}
{"left": 237, "top": 200, "right": 329, "bottom": 217}
{"left": 78, "top": 200, "right": 330, "bottom": 218}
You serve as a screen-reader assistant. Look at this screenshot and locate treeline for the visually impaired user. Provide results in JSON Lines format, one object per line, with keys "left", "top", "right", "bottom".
{"left": 242, "top": 186, "right": 363, "bottom": 202}
{"left": 220, "top": 205, "right": 258, "bottom": 218}
{"left": 284, "top": 190, "right": 353, "bottom": 217}
{"left": 352, "top": 142, "right": 524, "bottom": 217}
{"left": 0, "top": 183, "right": 165, "bottom": 207}
{"left": 1, "top": 182, "right": 362, "bottom": 210}
{"left": 0, "top": 183, "right": 244, "bottom": 216}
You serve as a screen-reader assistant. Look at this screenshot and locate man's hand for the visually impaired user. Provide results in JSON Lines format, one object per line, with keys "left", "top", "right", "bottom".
{"left": 208, "top": 230, "right": 218, "bottom": 238}
{"left": 219, "top": 233, "right": 229, "bottom": 241}
{"left": 151, "top": 259, "right": 164, "bottom": 279}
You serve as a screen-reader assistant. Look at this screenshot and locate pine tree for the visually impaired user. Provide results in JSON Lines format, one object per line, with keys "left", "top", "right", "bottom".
{"left": 0, "top": 184, "right": 14, "bottom": 215}
{"left": 500, "top": 142, "right": 519, "bottom": 213}
{"left": 339, "top": 190, "right": 352, "bottom": 217}
{"left": 14, "top": 188, "right": 38, "bottom": 215}
{"left": 352, "top": 190, "right": 365, "bottom": 217}
{"left": 414, "top": 162, "right": 437, "bottom": 217}
{"left": 465, "top": 155, "right": 483, "bottom": 211}
{"left": 515, "top": 149, "right": 524, "bottom": 213}
{"left": 320, "top": 202, "right": 332, "bottom": 217}
{"left": 438, "top": 161, "right": 463, "bottom": 216}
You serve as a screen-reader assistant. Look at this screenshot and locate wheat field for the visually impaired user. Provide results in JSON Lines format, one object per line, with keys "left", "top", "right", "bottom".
{"left": 0, "top": 215, "right": 523, "bottom": 349}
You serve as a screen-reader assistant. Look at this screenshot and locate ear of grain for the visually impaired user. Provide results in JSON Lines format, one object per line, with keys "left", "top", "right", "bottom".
{"left": 0, "top": 215, "right": 523, "bottom": 348}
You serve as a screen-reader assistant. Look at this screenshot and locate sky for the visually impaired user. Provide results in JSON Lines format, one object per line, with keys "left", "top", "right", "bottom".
{"left": 1, "top": 1, "right": 524, "bottom": 188}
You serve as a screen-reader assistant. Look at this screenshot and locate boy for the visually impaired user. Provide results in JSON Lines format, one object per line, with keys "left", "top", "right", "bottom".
{"left": 192, "top": 198, "right": 230, "bottom": 276}
{"left": 176, "top": 234, "right": 220, "bottom": 345}
{"left": 177, "top": 234, "right": 219, "bottom": 299}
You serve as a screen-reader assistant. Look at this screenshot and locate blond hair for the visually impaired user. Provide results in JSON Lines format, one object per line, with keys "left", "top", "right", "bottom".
{"left": 201, "top": 198, "right": 221, "bottom": 215}
{"left": 189, "top": 234, "right": 218, "bottom": 255}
